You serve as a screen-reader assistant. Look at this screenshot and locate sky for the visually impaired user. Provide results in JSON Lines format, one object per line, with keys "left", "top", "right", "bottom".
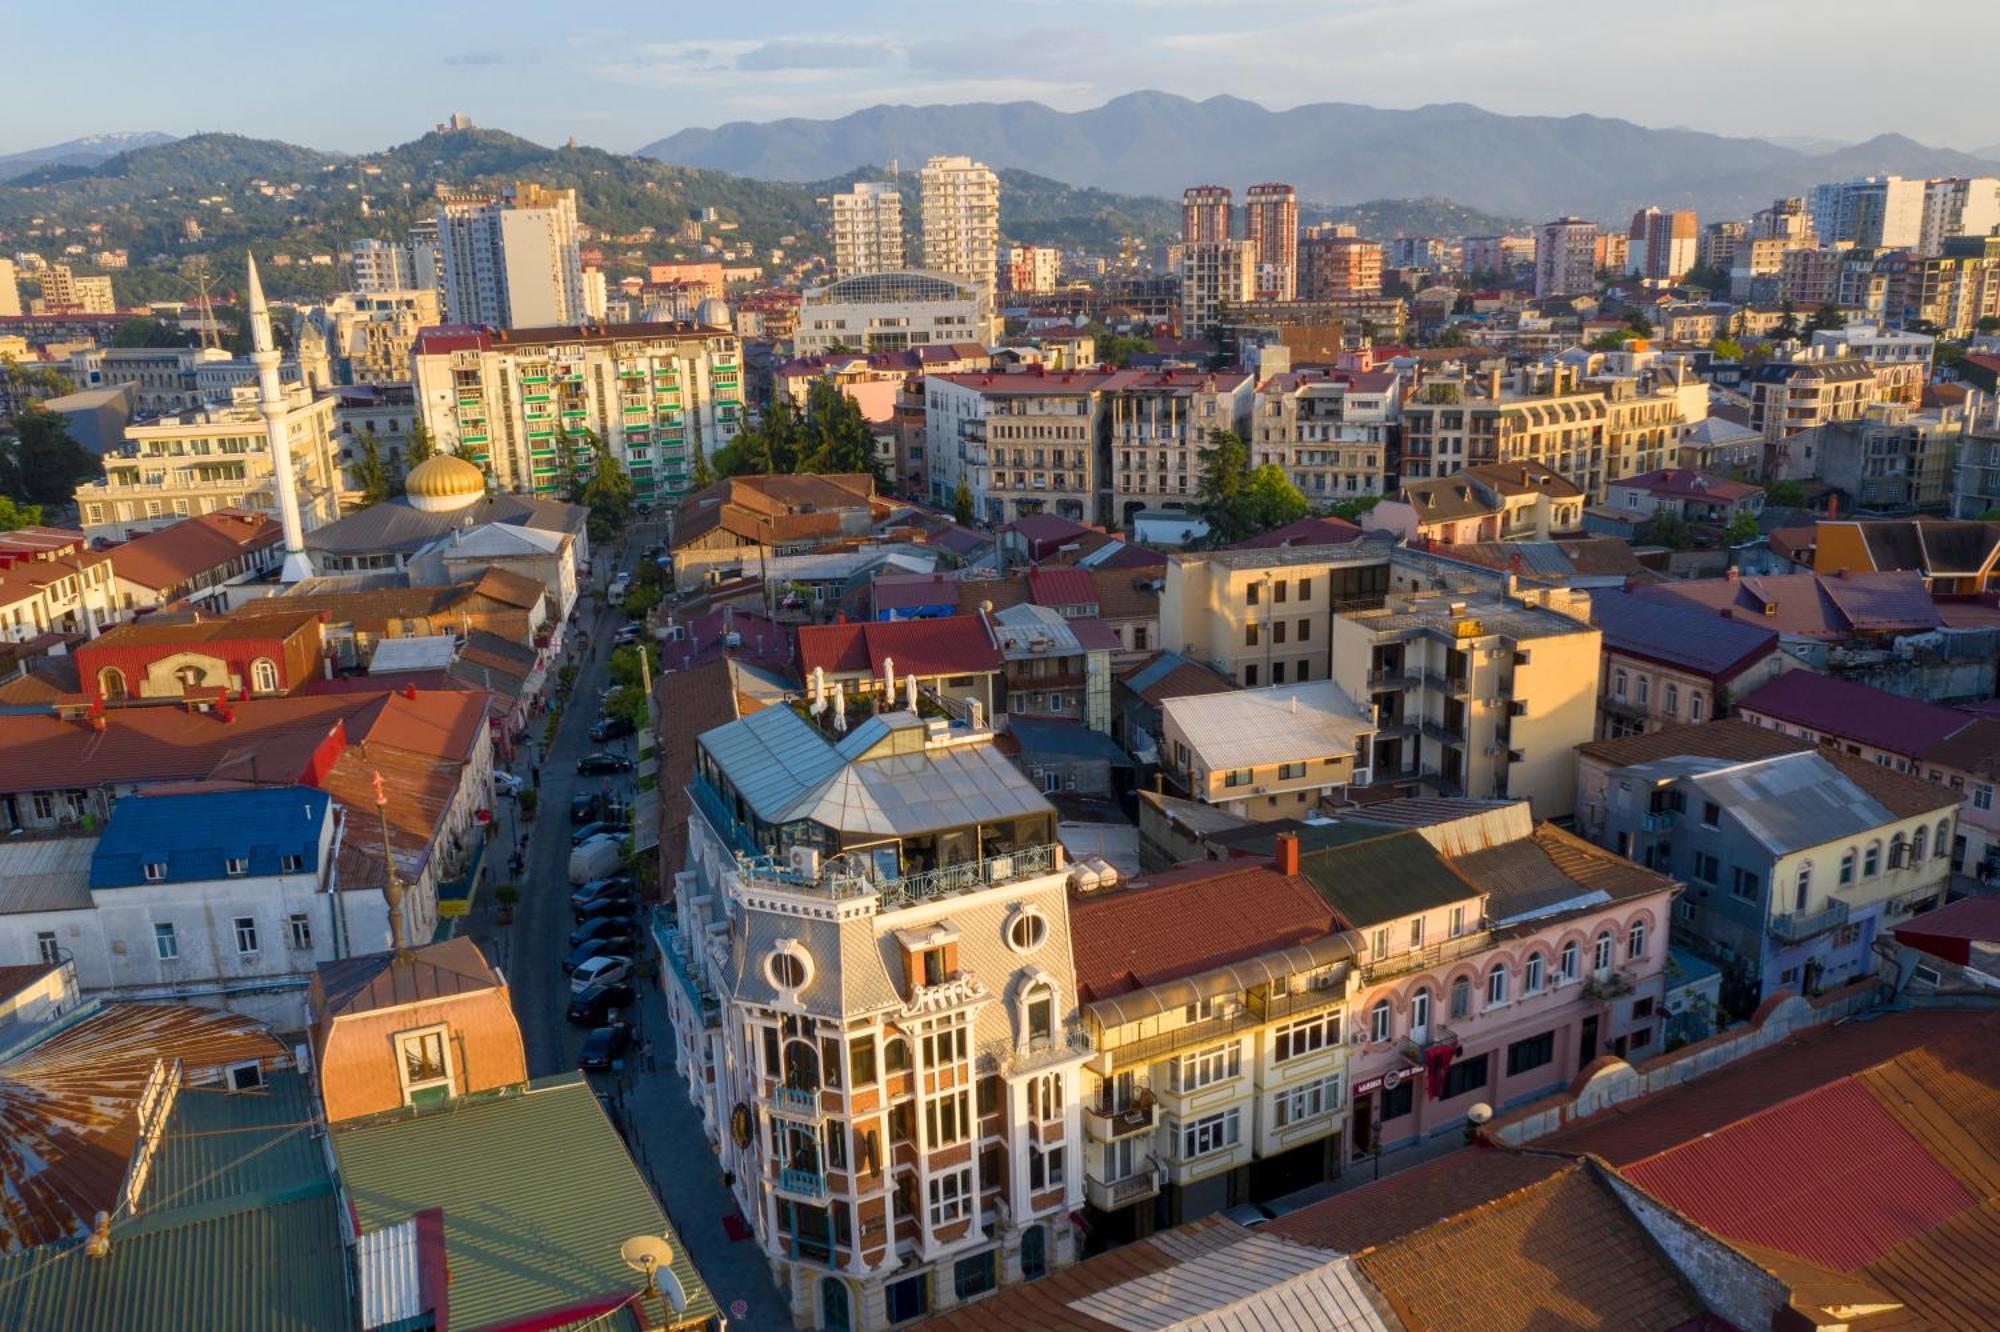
{"left": 8, "top": 0, "right": 2000, "bottom": 157}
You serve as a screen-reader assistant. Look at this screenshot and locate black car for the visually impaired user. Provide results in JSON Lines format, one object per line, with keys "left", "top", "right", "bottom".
{"left": 566, "top": 981, "right": 635, "bottom": 1025}
{"left": 570, "top": 820, "right": 619, "bottom": 848}
{"left": 569, "top": 914, "right": 636, "bottom": 948}
{"left": 578, "top": 1022, "right": 632, "bottom": 1070}
{"left": 569, "top": 875, "right": 633, "bottom": 907}
{"left": 589, "top": 715, "right": 636, "bottom": 742}
{"left": 573, "top": 892, "right": 638, "bottom": 922}
{"left": 562, "top": 937, "right": 632, "bottom": 974}
{"left": 570, "top": 793, "right": 599, "bottom": 824}
{"left": 576, "top": 752, "right": 633, "bottom": 775}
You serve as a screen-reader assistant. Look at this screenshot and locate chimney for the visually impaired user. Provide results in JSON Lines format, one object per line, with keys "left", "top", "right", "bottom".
{"left": 1275, "top": 831, "right": 1300, "bottom": 877}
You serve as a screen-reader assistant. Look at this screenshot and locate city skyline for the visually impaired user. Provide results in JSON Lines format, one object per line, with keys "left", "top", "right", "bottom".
{"left": 7, "top": 0, "right": 2000, "bottom": 156}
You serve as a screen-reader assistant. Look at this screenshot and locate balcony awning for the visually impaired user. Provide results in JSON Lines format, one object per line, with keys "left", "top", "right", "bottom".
{"left": 1084, "top": 932, "right": 1359, "bottom": 1032}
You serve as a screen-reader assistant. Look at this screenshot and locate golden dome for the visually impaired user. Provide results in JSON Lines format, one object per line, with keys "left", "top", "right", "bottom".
{"left": 404, "top": 453, "right": 486, "bottom": 512}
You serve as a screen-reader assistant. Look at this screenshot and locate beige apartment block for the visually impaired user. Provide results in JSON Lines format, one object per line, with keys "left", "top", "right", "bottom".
{"left": 920, "top": 155, "right": 1000, "bottom": 318}
{"left": 1332, "top": 587, "right": 1601, "bottom": 817}
{"left": 1250, "top": 370, "right": 1400, "bottom": 502}
{"left": 1160, "top": 538, "right": 1394, "bottom": 690}
{"left": 1108, "top": 371, "right": 1254, "bottom": 527}
{"left": 1160, "top": 680, "right": 1377, "bottom": 820}
{"left": 1400, "top": 368, "right": 1612, "bottom": 499}
{"left": 831, "top": 181, "right": 906, "bottom": 280}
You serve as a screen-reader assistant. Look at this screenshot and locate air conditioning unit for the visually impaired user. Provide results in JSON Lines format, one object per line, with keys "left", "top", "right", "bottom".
{"left": 987, "top": 856, "right": 1014, "bottom": 882}
{"left": 787, "top": 847, "right": 821, "bottom": 877}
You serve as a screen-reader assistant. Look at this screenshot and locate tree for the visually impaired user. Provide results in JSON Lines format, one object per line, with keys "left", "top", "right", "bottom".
{"left": 403, "top": 420, "right": 436, "bottom": 470}
{"left": 1765, "top": 479, "right": 1808, "bottom": 508}
{"left": 1681, "top": 262, "right": 1729, "bottom": 295}
{"left": 1327, "top": 494, "right": 1383, "bottom": 524}
{"left": 688, "top": 445, "right": 714, "bottom": 490}
{"left": 1710, "top": 336, "right": 1745, "bottom": 362}
{"left": 1978, "top": 316, "right": 2000, "bottom": 334}
{"left": 1626, "top": 311, "right": 1655, "bottom": 337}
{"left": 1239, "top": 465, "right": 1309, "bottom": 533}
{"left": 0, "top": 409, "right": 100, "bottom": 510}
{"left": 0, "top": 357, "right": 74, "bottom": 409}
{"left": 1804, "top": 302, "right": 1845, "bottom": 335}
{"left": 1723, "top": 508, "right": 1762, "bottom": 545}
{"left": 1589, "top": 329, "right": 1639, "bottom": 351}
{"left": 0, "top": 496, "right": 43, "bottom": 532}
{"left": 1430, "top": 325, "right": 1470, "bottom": 348}
{"left": 1194, "top": 429, "right": 1250, "bottom": 532}
{"left": 582, "top": 433, "right": 635, "bottom": 543}
{"left": 952, "top": 479, "right": 974, "bottom": 526}
{"left": 1977, "top": 507, "right": 2000, "bottom": 522}
{"left": 1772, "top": 301, "right": 1800, "bottom": 342}
{"left": 1639, "top": 512, "right": 1696, "bottom": 550}
{"left": 352, "top": 427, "right": 393, "bottom": 505}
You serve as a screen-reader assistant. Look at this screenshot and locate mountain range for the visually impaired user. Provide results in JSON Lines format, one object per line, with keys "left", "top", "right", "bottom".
{"left": 0, "top": 132, "right": 178, "bottom": 182}
{"left": 641, "top": 91, "right": 2000, "bottom": 222}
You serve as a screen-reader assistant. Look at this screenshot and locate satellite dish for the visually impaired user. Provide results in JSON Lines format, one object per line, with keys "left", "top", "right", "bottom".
{"left": 622, "top": 1235, "right": 690, "bottom": 1314}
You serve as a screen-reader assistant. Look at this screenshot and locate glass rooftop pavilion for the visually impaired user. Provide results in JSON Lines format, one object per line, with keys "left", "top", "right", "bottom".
{"left": 692, "top": 705, "right": 1059, "bottom": 903}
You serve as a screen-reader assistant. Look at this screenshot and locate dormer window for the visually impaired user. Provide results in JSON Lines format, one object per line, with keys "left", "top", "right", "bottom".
{"left": 397, "top": 1025, "right": 453, "bottom": 1107}
{"left": 922, "top": 948, "right": 947, "bottom": 987}
{"left": 281, "top": 854, "right": 303, "bottom": 874}
{"left": 143, "top": 861, "right": 168, "bottom": 882}
{"left": 224, "top": 857, "right": 248, "bottom": 877}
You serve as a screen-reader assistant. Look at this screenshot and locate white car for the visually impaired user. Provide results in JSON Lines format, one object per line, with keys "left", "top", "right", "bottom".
{"left": 570, "top": 954, "right": 633, "bottom": 994}
{"left": 493, "top": 771, "right": 525, "bottom": 796}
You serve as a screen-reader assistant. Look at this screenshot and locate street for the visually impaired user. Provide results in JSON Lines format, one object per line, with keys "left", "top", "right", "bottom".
{"left": 464, "top": 525, "right": 791, "bottom": 1330}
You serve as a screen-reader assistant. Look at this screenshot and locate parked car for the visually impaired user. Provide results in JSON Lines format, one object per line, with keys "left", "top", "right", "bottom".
{"left": 569, "top": 875, "right": 633, "bottom": 908}
{"left": 578, "top": 1022, "right": 633, "bottom": 1070}
{"left": 493, "top": 771, "right": 525, "bottom": 796}
{"left": 573, "top": 890, "right": 638, "bottom": 922}
{"left": 570, "top": 820, "right": 619, "bottom": 848}
{"left": 568, "top": 914, "right": 636, "bottom": 948}
{"left": 567, "top": 981, "right": 635, "bottom": 1025}
{"left": 589, "top": 715, "right": 636, "bottom": 743}
{"left": 611, "top": 625, "right": 643, "bottom": 648}
{"left": 571, "top": 955, "right": 633, "bottom": 993}
{"left": 576, "top": 752, "right": 632, "bottom": 775}
{"left": 563, "top": 935, "right": 635, "bottom": 974}
{"left": 568, "top": 834, "right": 623, "bottom": 885}
{"left": 570, "top": 793, "right": 599, "bottom": 824}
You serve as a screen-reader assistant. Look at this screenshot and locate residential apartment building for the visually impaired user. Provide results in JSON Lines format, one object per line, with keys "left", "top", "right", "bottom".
{"left": 989, "top": 601, "right": 1117, "bottom": 733}
{"left": 831, "top": 182, "right": 906, "bottom": 280}
{"left": 794, "top": 271, "right": 986, "bottom": 356}
{"left": 0, "top": 257, "right": 19, "bottom": 317}
{"left": 1181, "top": 186, "right": 1232, "bottom": 244}
{"left": 1881, "top": 236, "right": 2000, "bottom": 336}
{"left": 1784, "top": 402, "right": 1964, "bottom": 512}
{"left": 1399, "top": 368, "right": 1613, "bottom": 498}
{"left": 1332, "top": 587, "right": 1601, "bottom": 816}
{"left": 1460, "top": 234, "right": 1535, "bottom": 277}
{"left": 1533, "top": 217, "right": 1598, "bottom": 297}
{"left": 1004, "top": 245, "right": 1061, "bottom": 295}
{"left": 1606, "top": 469, "right": 1764, "bottom": 523}
{"left": 1746, "top": 344, "right": 1874, "bottom": 446}
{"left": 1243, "top": 184, "right": 1299, "bottom": 300}
{"left": 77, "top": 384, "right": 343, "bottom": 542}
{"left": 1249, "top": 369, "right": 1400, "bottom": 502}
{"left": 1581, "top": 732, "right": 1955, "bottom": 1007}
{"left": 434, "top": 182, "right": 585, "bottom": 329}
{"left": 345, "top": 236, "right": 423, "bottom": 292}
{"left": 1809, "top": 175, "right": 1925, "bottom": 249}
{"left": 1159, "top": 538, "right": 1393, "bottom": 689}
{"left": 1159, "top": 680, "right": 1375, "bottom": 820}
{"left": 1812, "top": 324, "right": 1933, "bottom": 405}
{"left": 1070, "top": 842, "right": 1359, "bottom": 1237}
{"left": 1952, "top": 400, "right": 2000, "bottom": 518}
{"left": 65, "top": 345, "right": 235, "bottom": 416}
{"left": 1627, "top": 208, "right": 1698, "bottom": 281}
{"left": 32, "top": 263, "right": 115, "bottom": 314}
{"left": 926, "top": 370, "right": 1103, "bottom": 525}
{"left": 1106, "top": 369, "right": 1254, "bottom": 527}
{"left": 300, "top": 288, "right": 442, "bottom": 385}
{"left": 1918, "top": 175, "right": 2000, "bottom": 255}
{"left": 0, "top": 526, "right": 118, "bottom": 643}
{"left": 919, "top": 155, "right": 1000, "bottom": 318}
{"left": 664, "top": 701, "right": 1089, "bottom": 1329}
{"left": 1297, "top": 236, "right": 1384, "bottom": 299}
{"left": 410, "top": 320, "right": 741, "bottom": 504}
{"left": 1586, "top": 587, "right": 1782, "bottom": 739}
{"left": 1178, "top": 239, "right": 1256, "bottom": 335}
{"left": 1369, "top": 462, "right": 1584, "bottom": 546}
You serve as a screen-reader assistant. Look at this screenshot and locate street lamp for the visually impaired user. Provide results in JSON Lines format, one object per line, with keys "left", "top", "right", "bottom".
{"left": 1464, "top": 1101, "right": 1493, "bottom": 1145}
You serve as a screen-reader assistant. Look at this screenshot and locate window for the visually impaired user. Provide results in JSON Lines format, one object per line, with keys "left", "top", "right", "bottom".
{"left": 1171, "top": 1042, "right": 1242, "bottom": 1091}
{"left": 768, "top": 950, "right": 807, "bottom": 989}
{"left": 1664, "top": 683, "right": 1679, "bottom": 717}
{"left": 1440, "top": 1052, "right": 1489, "bottom": 1100}
{"left": 1007, "top": 911, "right": 1048, "bottom": 952}
{"left": 1274, "top": 1012, "right": 1341, "bottom": 1061}
{"left": 1245, "top": 623, "right": 1260, "bottom": 648}
{"left": 1379, "top": 1080, "right": 1414, "bottom": 1121}
{"left": 1729, "top": 867, "right": 1760, "bottom": 901}
{"left": 1028, "top": 1141, "right": 1066, "bottom": 1191}
{"left": 1524, "top": 952, "right": 1545, "bottom": 994}
{"left": 1701, "top": 800, "right": 1720, "bottom": 829}
{"left": 398, "top": 1027, "right": 451, "bottom": 1102}
{"left": 1689, "top": 694, "right": 1704, "bottom": 722}
{"left": 1486, "top": 963, "right": 1509, "bottom": 1006}
{"left": 1693, "top": 853, "right": 1719, "bottom": 884}
{"left": 921, "top": 1023, "right": 967, "bottom": 1068}
{"left": 250, "top": 658, "right": 279, "bottom": 693}
{"left": 1298, "top": 578, "right": 1311, "bottom": 600}
{"left": 1558, "top": 941, "right": 1578, "bottom": 982}
{"left": 1977, "top": 784, "right": 1995, "bottom": 812}
{"left": 1180, "top": 1108, "right": 1240, "bottom": 1158}
{"left": 884, "top": 1036, "right": 909, "bottom": 1074}
{"left": 1449, "top": 975, "right": 1472, "bottom": 1019}
{"left": 233, "top": 916, "right": 259, "bottom": 955}
{"left": 1864, "top": 841, "right": 1881, "bottom": 877}
{"left": 1025, "top": 987, "right": 1054, "bottom": 1044}
{"left": 849, "top": 1038, "right": 877, "bottom": 1087}
{"left": 1840, "top": 848, "right": 1856, "bottom": 884}
{"left": 1636, "top": 677, "right": 1649, "bottom": 705}
{"left": 1912, "top": 827, "right": 1928, "bottom": 862}
{"left": 1370, "top": 927, "right": 1388, "bottom": 958}
{"left": 1936, "top": 818, "right": 1951, "bottom": 858}
{"left": 287, "top": 913, "right": 312, "bottom": 950}
{"left": 886, "top": 1273, "right": 927, "bottom": 1324}
{"left": 1369, "top": 999, "right": 1390, "bottom": 1042}
{"left": 953, "top": 1252, "right": 996, "bottom": 1301}
{"left": 1506, "top": 1031, "right": 1556, "bottom": 1077}
{"left": 1297, "top": 619, "right": 1310, "bottom": 641}
{"left": 98, "top": 667, "right": 127, "bottom": 701}
{"left": 143, "top": 861, "right": 168, "bottom": 882}
{"left": 155, "top": 922, "right": 178, "bottom": 960}
{"left": 1593, "top": 931, "right": 1614, "bottom": 975}
{"left": 1627, "top": 919, "right": 1647, "bottom": 960}
{"left": 928, "top": 1168, "right": 973, "bottom": 1225}
{"left": 1613, "top": 670, "right": 1627, "bottom": 700}
{"left": 888, "top": 1102, "right": 914, "bottom": 1145}
{"left": 1449, "top": 905, "right": 1466, "bottom": 938}
{"left": 1272, "top": 1075, "right": 1342, "bottom": 1127}
{"left": 224, "top": 857, "right": 248, "bottom": 877}
{"left": 1409, "top": 916, "right": 1425, "bottom": 948}
{"left": 1021, "top": 1225, "right": 1048, "bottom": 1281}
{"left": 35, "top": 931, "right": 59, "bottom": 965}
{"left": 1244, "top": 664, "right": 1258, "bottom": 687}
{"left": 1889, "top": 834, "right": 1907, "bottom": 869}
{"left": 1246, "top": 583, "right": 1260, "bottom": 607}
{"left": 1410, "top": 988, "right": 1432, "bottom": 1037}
{"left": 281, "top": 854, "right": 303, "bottom": 874}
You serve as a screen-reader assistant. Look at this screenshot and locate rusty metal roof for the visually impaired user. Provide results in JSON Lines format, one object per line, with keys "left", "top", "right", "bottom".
{"left": 313, "top": 936, "right": 501, "bottom": 1020}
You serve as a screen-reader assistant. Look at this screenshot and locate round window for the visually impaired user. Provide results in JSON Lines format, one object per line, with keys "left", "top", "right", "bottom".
{"left": 1007, "top": 911, "right": 1048, "bottom": 953}
{"left": 767, "top": 950, "right": 807, "bottom": 989}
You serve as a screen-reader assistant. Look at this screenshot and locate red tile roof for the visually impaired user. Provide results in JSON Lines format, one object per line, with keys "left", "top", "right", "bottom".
{"left": 1068, "top": 860, "right": 1336, "bottom": 1000}
{"left": 104, "top": 510, "right": 281, "bottom": 592}
{"left": 795, "top": 615, "right": 1000, "bottom": 681}
{"left": 1026, "top": 565, "right": 1097, "bottom": 609}
{"left": 1226, "top": 515, "right": 1366, "bottom": 550}
{"left": 1610, "top": 469, "right": 1763, "bottom": 502}
{"left": 1891, "top": 895, "right": 2000, "bottom": 964}
{"left": 1734, "top": 671, "right": 1971, "bottom": 758}
{"left": 1266, "top": 1147, "right": 1568, "bottom": 1253}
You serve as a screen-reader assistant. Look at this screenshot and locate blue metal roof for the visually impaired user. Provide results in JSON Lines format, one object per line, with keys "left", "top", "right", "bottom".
{"left": 90, "top": 787, "right": 331, "bottom": 890}
{"left": 1007, "top": 718, "right": 1135, "bottom": 765}
{"left": 1587, "top": 587, "right": 1778, "bottom": 678}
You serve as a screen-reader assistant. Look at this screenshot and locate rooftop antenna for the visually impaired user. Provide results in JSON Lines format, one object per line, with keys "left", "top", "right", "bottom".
{"left": 620, "top": 1235, "right": 687, "bottom": 1316}
{"left": 372, "top": 768, "right": 411, "bottom": 961}
{"left": 183, "top": 256, "right": 220, "bottom": 352}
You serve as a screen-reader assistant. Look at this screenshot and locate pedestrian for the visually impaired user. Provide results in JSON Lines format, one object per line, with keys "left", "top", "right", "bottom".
{"left": 531, "top": 765, "right": 541, "bottom": 785}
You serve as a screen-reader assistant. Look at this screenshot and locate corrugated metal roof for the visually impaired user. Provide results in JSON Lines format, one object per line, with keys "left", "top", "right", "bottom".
{"left": 1067, "top": 1232, "right": 1389, "bottom": 1331}
{"left": 315, "top": 936, "right": 501, "bottom": 1019}
{"left": 0, "top": 836, "right": 97, "bottom": 915}
{"left": 1588, "top": 588, "right": 1778, "bottom": 678}
{"left": 1618, "top": 751, "right": 1897, "bottom": 857}
{"left": 333, "top": 1075, "right": 718, "bottom": 1332}
{"left": 90, "top": 787, "right": 330, "bottom": 890}
{"left": 1162, "top": 681, "right": 1374, "bottom": 772}
{"left": 1298, "top": 830, "right": 1478, "bottom": 929}
{"left": 357, "top": 1218, "right": 422, "bottom": 1330}
{"left": 1736, "top": 671, "right": 1970, "bottom": 758}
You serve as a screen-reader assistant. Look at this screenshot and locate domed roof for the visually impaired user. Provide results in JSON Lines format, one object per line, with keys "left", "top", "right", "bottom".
{"left": 403, "top": 452, "right": 485, "bottom": 512}
{"left": 697, "top": 296, "right": 732, "bottom": 328}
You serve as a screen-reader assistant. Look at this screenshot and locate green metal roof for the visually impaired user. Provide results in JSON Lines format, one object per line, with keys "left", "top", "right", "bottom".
{"left": 1297, "top": 829, "right": 1479, "bottom": 928}
{"left": 331, "top": 1075, "right": 718, "bottom": 1332}
{"left": 0, "top": 1070, "right": 354, "bottom": 1332}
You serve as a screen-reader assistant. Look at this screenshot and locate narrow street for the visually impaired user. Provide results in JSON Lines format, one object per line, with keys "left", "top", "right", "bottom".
{"left": 465, "top": 522, "right": 791, "bottom": 1330}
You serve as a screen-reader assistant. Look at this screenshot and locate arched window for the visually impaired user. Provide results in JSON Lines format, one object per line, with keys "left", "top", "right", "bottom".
{"left": 1889, "top": 833, "right": 1908, "bottom": 869}
{"left": 1021, "top": 1225, "right": 1048, "bottom": 1281}
{"left": 1864, "top": 840, "right": 1881, "bottom": 877}
{"left": 821, "top": 1279, "right": 853, "bottom": 1332}
{"left": 1627, "top": 919, "right": 1648, "bottom": 961}
{"left": 1449, "top": 975, "right": 1472, "bottom": 1019}
{"left": 1559, "top": 940, "right": 1579, "bottom": 982}
{"left": 1486, "top": 963, "right": 1509, "bottom": 1007}
{"left": 1613, "top": 669, "right": 1628, "bottom": 699}
{"left": 1689, "top": 693, "right": 1704, "bottom": 722}
{"left": 1839, "top": 848, "right": 1856, "bottom": 885}
{"left": 1022, "top": 982, "right": 1055, "bottom": 1045}
{"left": 250, "top": 657, "right": 279, "bottom": 693}
{"left": 1593, "top": 930, "right": 1614, "bottom": 976}
{"left": 1636, "top": 677, "right": 1650, "bottom": 706}
{"left": 1912, "top": 826, "right": 1929, "bottom": 862}
{"left": 1524, "top": 952, "right": 1545, "bottom": 994}
{"left": 1935, "top": 818, "right": 1952, "bottom": 859}
{"left": 1410, "top": 988, "right": 1432, "bottom": 1040}
{"left": 97, "top": 667, "right": 127, "bottom": 701}
{"left": 1664, "top": 683, "right": 1679, "bottom": 716}
{"left": 1795, "top": 862, "right": 1812, "bottom": 912}
{"left": 174, "top": 663, "right": 207, "bottom": 691}
{"left": 782, "top": 1039, "right": 820, "bottom": 1092}
{"left": 1369, "top": 999, "right": 1391, "bottom": 1042}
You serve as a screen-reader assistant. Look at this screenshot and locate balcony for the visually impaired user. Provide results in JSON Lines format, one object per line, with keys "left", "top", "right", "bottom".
{"left": 1362, "top": 930, "right": 1490, "bottom": 984}
{"left": 1398, "top": 1024, "right": 1460, "bottom": 1065}
{"left": 1085, "top": 1093, "right": 1157, "bottom": 1141}
{"left": 771, "top": 1085, "right": 824, "bottom": 1122}
{"left": 1422, "top": 672, "right": 1471, "bottom": 696}
{"left": 653, "top": 915, "right": 719, "bottom": 1025}
{"left": 1086, "top": 1167, "right": 1163, "bottom": 1212}
{"left": 1768, "top": 899, "right": 1850, "bottom": 944}
{"left": 979, "top": 1026, "right": 1093, "bottom": 1077}
{"left": 1601, "top": 695, "right": 1650, "bottom": 722}
{"left": 1582, "top": 967, "right": 1636, "bottom": 1000}
{"left": 1419, "top": 718, "right": 1467, "bottom": 746}
{"left": 1640, "top": 812, "right": 1675, "bottom": 833}
{"left": 1367, "top": 667, "right": 1419, "bottom": 690}
{"left": 777, "top": 1167, "right": 829, "bottom": 1202}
